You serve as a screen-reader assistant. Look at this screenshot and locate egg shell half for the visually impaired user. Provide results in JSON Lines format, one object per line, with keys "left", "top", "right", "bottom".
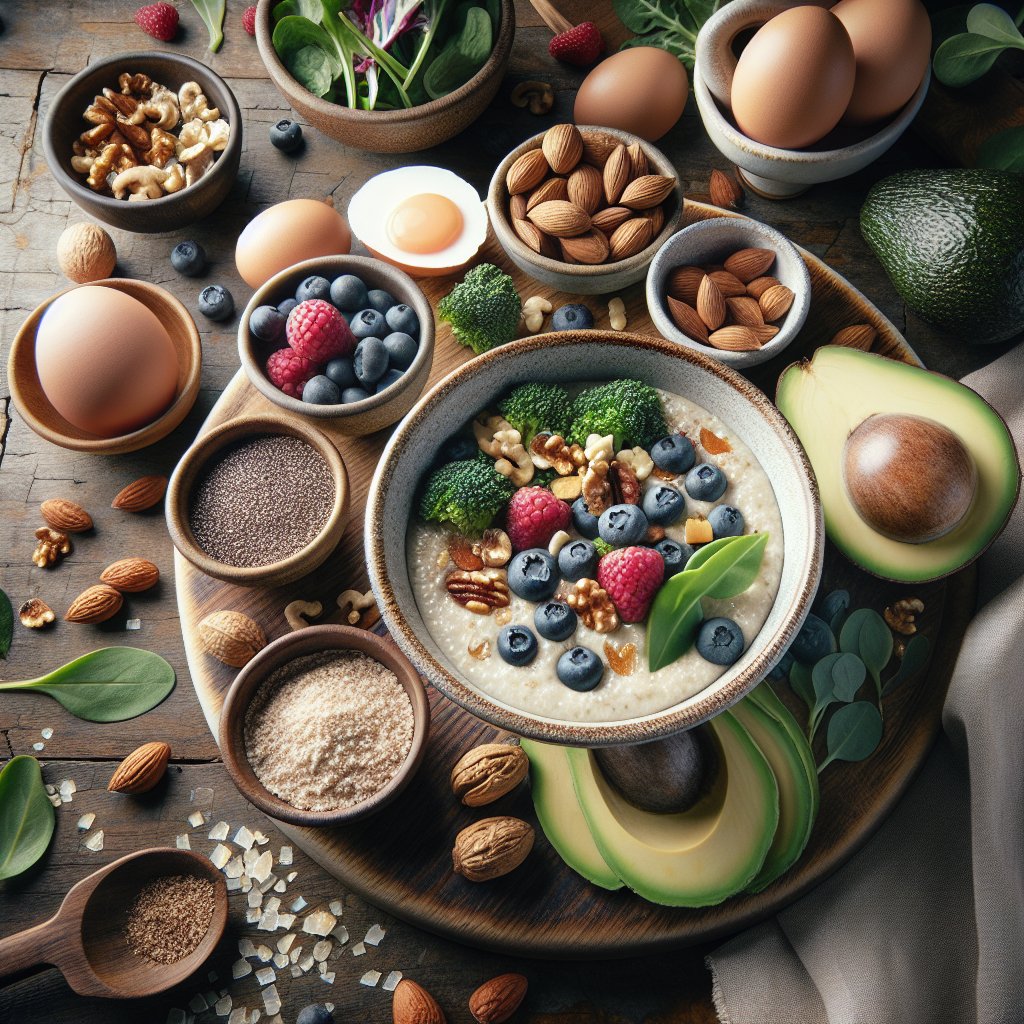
{"left": 35, "top": 286, "right": 179, "bottom": 438}
{"left": 833, "top": 0, "right": 932, "bottom": 124}
{"left": 235, "top": 198, "right": 352, "bottom": 288}
{"left": 574, "top": 47, "right": 689, "bottom": 142}
{"left": 730, "top": 6, "right": 856, "bottom": 150}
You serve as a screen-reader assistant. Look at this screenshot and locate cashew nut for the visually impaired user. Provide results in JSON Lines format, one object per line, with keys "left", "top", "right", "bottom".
{"left": 112, "top": 164, "right": 168, "bottom": 200}
{"left": 178, "top": 81, "right": 220, "bottom": 122}
{"left": 510, "top": 80, "right": 555, "bottom": 115}
{"left": 584, "top": 433, "right": 614, "bottom": 464}
{"left": 608, "top": 296, "right": 627, "bottom": 331}
{"left": 474, "top": 415, "right": 534, "bottom": 486}
{"left": 616, "top": 446, "right": 654, "bottom": 481}
{"left": 284, "top": 600, "right": 322, "bottom": 631}
{"left": 130, "top": 83, "right": 180, "bottom": 131}
{"left": 548, "top": 530, "right": 571, "bottom": 557}
{"left": 522, "top": 295, "right": 552, "bottom": 334}
{"left": 337, "top": 589, "right": 376, "bottom": 626}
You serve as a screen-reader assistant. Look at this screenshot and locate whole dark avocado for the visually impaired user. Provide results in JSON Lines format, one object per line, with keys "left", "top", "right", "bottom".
{"left": 860, "top": 169, "right": 1024, "bottom": 345}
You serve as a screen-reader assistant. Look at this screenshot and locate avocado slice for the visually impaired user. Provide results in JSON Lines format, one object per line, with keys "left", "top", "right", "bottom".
{"left": 777, "top": 346, "right": 1019, "bottom": 582}
{"left": 731, "top": 694, "right": 818, "bottom": 893}
{"left": 861, "top": 169, "right": 1024, "bottom": 345}
{"left": 748, "top": 683, "right": 819, "bottom": 819}
{"left": 520, "top": 738, "right": 623, "bottom": 891}
{"left": 567, "top": 712, "right": 779, "bottom": 907}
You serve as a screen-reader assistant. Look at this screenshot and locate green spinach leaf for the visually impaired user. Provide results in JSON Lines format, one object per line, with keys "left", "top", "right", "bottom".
{"left": 882, "top": 635, "right": 931, "bottom": 696}
{"left": 613, "top": 0, "right": 721, "bottom": 67}
{"left": 966, "top": 3, "right": 1023, "bottom": 43}
{"left": 423, "top": 6, "right": 492, "bottom": 99}
{"left": 273, "top": 0, "right": 325, "bottom": 21}
{"left": 0, "top": 588, "right": 12, "bottom": 660}
{"left": 0, "top": 756, "right": 55, "bottom": 881}
{"left": 840, "top": 608, "right": 892, "bottom": 699}
{"left": 818, "top": 701, "right": 883, "bottom": 773}
{"left": 191, "top": 0, "right": 226, "bottom": 52}
{"left": 274, "top": 15, "right": 345, "bottom": 96}
{"left": 978, "top": 125, "right": 1024, "bottom": 171}
{"left": 933, "top": 3, "right": 1024, "bottom": 86}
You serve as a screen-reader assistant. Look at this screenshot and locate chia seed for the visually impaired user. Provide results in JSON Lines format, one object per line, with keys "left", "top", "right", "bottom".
{"left": 189, "top": 434, "right": 335, "bottom": 567}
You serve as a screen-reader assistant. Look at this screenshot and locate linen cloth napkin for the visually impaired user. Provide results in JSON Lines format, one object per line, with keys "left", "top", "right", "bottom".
{"left": 707, "top": 344, "right": 1024, "bottom": 1024}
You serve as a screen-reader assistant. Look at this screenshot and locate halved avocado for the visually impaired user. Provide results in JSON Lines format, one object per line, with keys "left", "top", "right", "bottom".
{"left": 520, "top": 738, "right": 623, "bottom": 891}
{"left": 567, "top": 712, "right": 779, "bottom": 907}
{"left": 748, "top": 683, "right": 819, "bottom": 819}
{"left": 777, "top": 346, "right": 1019, "bottom": 582}
{"left": 732, "top": 693, "right": 818, "bottom": 893}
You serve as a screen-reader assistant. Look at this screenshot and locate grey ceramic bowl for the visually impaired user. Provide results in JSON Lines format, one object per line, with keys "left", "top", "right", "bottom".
{"left": 487, "top": 127, "right": 682, "bottom": 294}
{"left": 646, "top": 216, "right": 812, "bottom": 369}
{"left": 365, "top": 331, "right": 824, "bottom": 747}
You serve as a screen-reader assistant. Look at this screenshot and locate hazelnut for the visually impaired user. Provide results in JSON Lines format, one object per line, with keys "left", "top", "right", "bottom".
{"left": 56, "top": 222, "right": 117, "bottom": 283}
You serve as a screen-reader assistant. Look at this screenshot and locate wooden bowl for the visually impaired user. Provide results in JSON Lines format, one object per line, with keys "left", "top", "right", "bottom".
{"left": 218, "top": 625, "right": 430, "bottom": 827}
{"left": 238, "top": 255, "right": 434, "bottom": 435}
{"left": 165, "top": 413, "right": 350, "bottom": 588}
{"left": 8, "top": 278, "right": 202, "bottom": 455}
{"left": 487, "top": 126, "right": 683, "bottom": 294}
{"left": 254, "top": 0, "right": 515, "bottom": 153}
{"left": 42, "top": 52, "right": 242, "bottom": 233}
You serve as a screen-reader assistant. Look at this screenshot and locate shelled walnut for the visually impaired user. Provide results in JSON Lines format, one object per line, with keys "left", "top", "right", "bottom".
{"left": 32, "top": 527, "right": 72, "bottom": 568}
{"left": 566, "top": 579, "right": 619, "bottom": 633}
{"left": 530, "top": 433, "right": 587, "bottom": 476}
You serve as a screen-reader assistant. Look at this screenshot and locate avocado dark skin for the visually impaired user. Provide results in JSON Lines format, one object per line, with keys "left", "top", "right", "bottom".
{"left": 860, "top": 169, "right": 1024, "bottom": 345}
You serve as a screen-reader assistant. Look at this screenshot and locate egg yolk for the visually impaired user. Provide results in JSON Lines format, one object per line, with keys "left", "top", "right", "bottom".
{"left": 387, "top": 193, "right": 463, "bottom": 254}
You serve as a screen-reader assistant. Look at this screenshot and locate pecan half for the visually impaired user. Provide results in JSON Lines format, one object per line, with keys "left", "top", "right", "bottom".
{"left": 566, "top": 578, "right": 619, "bottom": 633}
{"left": 608, "top": 459, "right": 641, "bottom": 505}
{"left": 446, "top": 570, "right": 511, "bottom": 615}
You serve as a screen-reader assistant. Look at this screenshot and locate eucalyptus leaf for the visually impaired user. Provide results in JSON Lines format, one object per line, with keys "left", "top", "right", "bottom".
{"left": 809, "top": 652, "right": 841, "bottom": 738}
{"left": 0, "top": 588, "right": 12, "bottom": 660}
{"left": 933, "top": 32, "right": 1013, "bottom": 85}
{"left": 0, "top": 648, "right": 175, "bottom": 723}
{"left": 818, "top": 701, "right": 883, "bottom": 773}
{"left": 190, "top": 0, "right": 226, "bottom": 52}
{"left": 965, "top": 3, "right": 1023, "bottom": 43}
{"left": 831, "top": 652, "right": 867, "bottom": 702}
{"left": 840, "top": 608, "right": 892, "bottom": 698}
{"left": 978, "top": 125, "right": 1024, "bottom": 171}
{"left": 882, "top": 635, "right": 931, "bottom": 696}
{"left": 0, "top": 756, "right": 55, "bottom": 880}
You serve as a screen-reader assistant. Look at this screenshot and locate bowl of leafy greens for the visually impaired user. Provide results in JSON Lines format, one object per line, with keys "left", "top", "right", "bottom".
{"left": 255, "top": 0, "right": 515, "bottom": 153}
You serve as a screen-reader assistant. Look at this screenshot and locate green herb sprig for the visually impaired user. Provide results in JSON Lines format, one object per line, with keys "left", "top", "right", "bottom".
{"left": 0, "top": 756, "right": 55, "bottom": 881}
{"left": 612, "top": 0, "right": 721, "bottom": 68}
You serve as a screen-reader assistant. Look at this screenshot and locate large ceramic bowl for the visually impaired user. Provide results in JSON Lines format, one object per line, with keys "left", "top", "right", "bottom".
{"left": 366, "top": 332, "right": 824, "bottom": 746}
{"left": 255, "top": 0, "right": 515, "bottom": 154}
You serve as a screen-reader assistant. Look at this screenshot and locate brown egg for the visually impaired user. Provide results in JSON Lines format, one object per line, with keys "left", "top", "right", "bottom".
{"left": 574, "top": 47, "right": 688, "bottom": 142}
{"left": 731, "top": 6, "right": 855, "bottom": 149}
{"left": 235, "top": 198, "right": 352, "bottom": 288}
{"left": 35, "top": 287, "right": 179, "bottom": 438}
{"left": 833, "top": 0, "right": 932, "bottom": 124}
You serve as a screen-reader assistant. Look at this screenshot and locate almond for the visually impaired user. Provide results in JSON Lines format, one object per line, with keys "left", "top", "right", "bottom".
{"left": 108, "top": 741, "right": 171, "bottom": 794}
{"left": 708, "top": 325, "right": 761, "bottom": 351}
{"left": 100, "top": 557, "right": 160, "bottom": 593}
{"left": 696, "top": 275, "right": 726, "bottom": 330}
{"left": 590, "top": 205, "right": 632, "bottom": 235}
{"left": 725, "top": 295, "right": 765, "bottom": 328}
{"left": 641, "top": 203, "right": 665, "bottom": 236}
{"left": 745, "top": 275, "right": 781, "bottom": 299}
{"left": 666, "top": 265, "right": 705, "bottom": 305}
{"left": 198, "top": 609, "right": 267, "bottom": 668}
{"left": 709, "top": 168, "right": 744, "bottom": 210}
{"left": 469, "top": 973, "right": 528, "bottom": 1024}
{"left": 509, "top": 193, "right": 527, "bottom": 221}
{"left": 707, "top": 270, "right": 747, "bottom": 298}
{"left": 65, "top": 584, "right": 123, "bottom": 623}
{"left": 627, "top": 142, "right": 649, "bottom": 179}
{"left": 40, "top": 498, "right": 92, "bottom": 533}
{"left": 602, "top": 144, "right": 631, "bottom": 205}
{"left": 512, "top": 218, "right": 547, "bottom": 255}
{"left": 620, "top": 174, "right": 676, "bottom": 210}
{"left": 567, "top": 163, "right": 602, "bottom": 214}
{"left": 541, "top": 123, "right": 583, "bottom": 175}
{"left": 832, "top": 324, "right": 877, "bottom": 351}
{"left": 666, "top": 297, "right": 709, "bottom": 343}
{"left": 759, "top": 284, "right": 794, "bottom": 322}
{"left": 526, "top": 200, "right": 590, "bottom": 238}
{"left": 506, "top": 148, "right": 549, "bottom": 195}
{"left": 750, "top": 324, "right": 780, "bottom": 343}
{"left": 559, "top": 228, "right": 609, "bottom": 264}
{"left": 392, "top": 978, "right": 446, "bottom": 1024}
{"left": 608, "top": 218, "right": 652, "bottom": 260}
{"left": 724, "top": 246, "right": 775, "bottom": 283}
{"left": 111, "top": 475, "right": 168, "bottom": 512}
{"left": 525, "top": 176, "right": 567, "bottom": 212}
{"left": 580, "top": 129, "right": 619, "bottom": 167}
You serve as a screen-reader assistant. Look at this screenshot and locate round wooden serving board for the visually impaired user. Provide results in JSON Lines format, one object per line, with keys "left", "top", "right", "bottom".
{"left": 176, "top": 202, "right": 976, "bottom": 958}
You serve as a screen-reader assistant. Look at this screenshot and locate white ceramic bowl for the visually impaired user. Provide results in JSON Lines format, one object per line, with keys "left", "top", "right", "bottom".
{"left": 646, "top": 216, "right": 812, "bottom": 369}
{"left": 693, "top": 0, "right": 931, "bottom": 198}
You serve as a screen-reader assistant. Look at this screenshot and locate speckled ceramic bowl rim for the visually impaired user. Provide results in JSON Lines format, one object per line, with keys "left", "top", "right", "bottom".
{"left": 218, "top": 625, "right": 430, "bottom": 827}
{"left": 486, "top": 126, "right": 683, "bottom": 280}
{"left": 237, "top": 255, "right": 435, "bottom": 421}
{"left": 366, "top": 331, "right": 824, "bottom": 746}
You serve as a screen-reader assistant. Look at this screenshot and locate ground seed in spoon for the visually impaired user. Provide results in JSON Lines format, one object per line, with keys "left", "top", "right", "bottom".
{"left": 124, "top": 874, "right": 215, "bottom": 964}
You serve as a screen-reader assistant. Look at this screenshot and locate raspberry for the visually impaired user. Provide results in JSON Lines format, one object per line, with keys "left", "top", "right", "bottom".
{"left": 548, "top": 22, "right": 604, "bottom": 67}
{"left": 505, "top": 487, "right": 571, "bottom": 552}
{"left": 266, "top": 347, "right": 317, "bottom": 399}
{"left": 134, "top": 2, "right": 179, "bottom": 41}
{"left": 597, "top": 546, "right": 665, "bottom": 623}
{"left": 286, "top": 299, "right": 354, "bottom": 363}
{"left": 242, "top": 5, "right": 257, "bottom": 35}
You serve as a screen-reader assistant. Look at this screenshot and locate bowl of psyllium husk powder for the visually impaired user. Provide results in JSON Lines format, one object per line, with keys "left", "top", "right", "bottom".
{"left": 219, "top": 625, "right": 430, "bottom": 826}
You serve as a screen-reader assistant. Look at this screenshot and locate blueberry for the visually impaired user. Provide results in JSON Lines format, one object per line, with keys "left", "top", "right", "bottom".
{"left": 324, "top": 358, "right": 357, "bottom": 390}
{"left": 296, "top": 1005, "right": 334, "bottom": 1024}
{"left": 557, "top": 646, "right": 604, "bottom": 691}
{"left": 170, "top": 239, "right": 206, "bottom": 276}
{"left": 353, "top": 336, "right": 388, "bottom": 385}
{"left": 375, "top": 368, "right": 404, "bottom": 393}
{"left": 767, "top": 650, "right": 795, "bottom": 682}
{"left": 696, "top": 617, "right": 745, "bottom": 665}
{"left": 198, "top": 284, "right": 234, "bottom": 322}
{"left": 655, "top": 538, "right": 694, "bottom": 576}
{"left": 249, "top": 304, "right": 286, "bottom": 344}
{"left": 497, "top": 624, "right": 539, "bottom": 666}
{"left": 708, "top": 504, "right": 744, "bottom": 538}
{"left": 330, "top": 274, "right": 368, "bottom": 311}
{"left": 296, "top": 275, "right": 331, "bottom": 303}
{"left": 642, "top": 483, "right": 686, "bottom": 526}
{"left": 385, "top": 303, "right": 419, "bottom": 336}
{"left": 366, "top": 289, "right": 395, "bottom": 315}
{"left": 277, "top": 297, "right": 298, "bottom": 317}
{"left": 534, "top": 600, "right": 578, "bottom": 642}
{"left": 444, "top": 433, "right": 478, "bottom": 462}
{"left": 551, "top": 303, "right": 594, "bottom": 331}
{"left": 269, "top": 118, "right": 303, "bottom": 153}
{"left": 383, "top": 331, "right": 418, "bottom": 370}
{"left": 790, "top": 613, "right": 836, "bottom": 664}
{"left": 598, "top": 504, "right": 649, "bottom": 546}
{"left": 558, "top": 539, "right": 598, "bottom": 581}
{"left": 507, "top": 549, "right": 559, "bottom": 601}
{"left": 302, "top": 375, "right": 341, "bottom": 405}
{"left": 351, "top": 308, "right": 387, "bottom": 339}
{"left": 341, "top": 386, "right": 371, "bottom": 404}
{"left": 815, "top": 588, "right": 851, "bottom": 626}
{"left": 572, "top": 497, "right": 600, "bottom": 540}
{"left": 685, "top": 462, "right": 727, "bottom": 502}
{"left": 650, "top": 433, "right": 696, "bottom": 474}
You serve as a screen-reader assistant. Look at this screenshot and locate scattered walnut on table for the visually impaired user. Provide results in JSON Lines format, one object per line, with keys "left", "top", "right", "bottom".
{"left": 19, "top": 598, "right": 55, "bottom": 629}
{"left": 510, "top": 80, "right": 555, "bottom": 116}
{"left": 32, "top": 527, "right": 72, "bottom": 568}
{"left": 566, "top": 579, "right": 619, "bottom": 633}
{"left": 885, "top": 597, "right": 924, "bottom": 636}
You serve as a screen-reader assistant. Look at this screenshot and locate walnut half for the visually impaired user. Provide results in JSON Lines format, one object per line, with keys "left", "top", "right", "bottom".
{"left": 566, "top": 579, "right": 619, "bottom": 633}
{"left": 19, "top": 598, "right": 55, "bottom": 629}
{"left": 32, "top": 527, "right": 72, "bottom": 568}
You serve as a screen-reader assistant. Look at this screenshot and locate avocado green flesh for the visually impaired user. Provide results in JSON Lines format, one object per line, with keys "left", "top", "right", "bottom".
{"left": 748, "top": 683, "right": 819, "bottom": 819}
{"left": 777, "top": 346, "right": 1019, "bottom": 582}
{"left": 731, "top": 696, "right": 818, "bottom": 893}
{"left": 567, "top": 713, "right": 779, "bottom": 907}
{"left": 520, "top": 738, "right": 623, "bottom": 891}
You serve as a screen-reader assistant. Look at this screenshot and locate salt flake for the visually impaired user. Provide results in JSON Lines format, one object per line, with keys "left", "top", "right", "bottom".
{"left": 188, "top": 992, "right": 208, "bottom": 1012}
{"left": 321, "top": 971, "right": 336, "bottom": 984}
{"left": 290, "top": 896, "right": 307, "bottom": 913}
{"left": 214, "top": 995, "right": 232, "bottom": 1016}
{"left": 238, "top": 938, "right": 257, "bottom": 958}
{"left": 77, "top": 813, "right": 95, "bottom": 832}
{"left": 330, "top": 924, "right": 349, "bottom": 945}
{"left": 303, "top": 910, "right": 336, "bottom": 937}
{"left": 262, "top": 985, "right": 281, "bottom": 1016}
{"left": 210, "top": 844, "right": 232, "bottom": 869}
{"left": 234, "top": 825, "right": 256, "bottom": 850}
{"left": 254, "top": 966, "right": 275, "bottom": 987}
{"left": 278, "top": 846, "right": 293, "bottom": 866}
{"left": 277, "top": 934, "right": 296, "bottom": 954}
{"left": 351, "top": 942, "right": 366, "bottom": 957}
{"left": 83, "top": 830, "right": 104, "bottom": 852}
{"left": 41, "top": 728, "right": 53, "bottom": 739}
{"left": 246, "top": 908, "right": 261, "bottom": 924}
{"left": 176, "top": 834, "right": 192, "bottom": 850}
{"left": 276, "top": 914, "right": 296, "bottom": 930}
{"left": 231, "top": 959, "right": 252, "bottom": 980}
{"left": 360, "top": 970, "right": 382, "bottom": 987}
{"left": 328, "top": 899, "right": 343, "bottom": 917}
{"left": 208, "top": 821, "right": 230, "bottom": 841}
{"left": 188, "top": 811, "right": 205, "bottom": 828}
{"left": 225, "top": 856, "right": 245, "bottom": 879}
{"left": 364, "top": 923, "right": 386, "bottom": 946}
{"left": 272, "top": 953, "right": 288, "bottom": 969}
{"left": 252, "top": 851, "right": 273, "bottom": 883}
{"left": 33, "top": 742, "right": 44, "bottom": 752}
{"left": 383, "top": 970, "right": 403, "bottom": 992}
{"left": 312, "top": 940, "right": 332, "bottom": 962}
{"left": 256, "top": 945, "right": 273, "bottom": 962}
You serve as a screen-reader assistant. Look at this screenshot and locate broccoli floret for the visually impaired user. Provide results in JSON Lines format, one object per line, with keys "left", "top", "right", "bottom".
{"left": 418, "top": 456, "right": 516, "bottom": 535}
{"left": 568, "top": 379, "right": 667, "bottom": 450}
{"left": 438, "top": 263, "right": 521, "bottom": 355}
{"left": 498, "top": 382, "right": 571, "bottom": 440}
{"left": 592, "top": 538, "right": 614, "bottom": 556}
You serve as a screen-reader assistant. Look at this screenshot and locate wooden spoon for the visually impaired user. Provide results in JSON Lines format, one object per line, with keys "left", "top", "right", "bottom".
{"left": 0, "top": 847, "right": 228, "bottom": 998}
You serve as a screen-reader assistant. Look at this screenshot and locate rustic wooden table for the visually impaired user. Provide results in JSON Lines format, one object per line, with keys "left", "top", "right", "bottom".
{"left": 0, "top": 2, "right": 1014, "bottom": 1022}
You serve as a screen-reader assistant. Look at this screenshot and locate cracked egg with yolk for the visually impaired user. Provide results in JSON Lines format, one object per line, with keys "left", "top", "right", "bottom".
{"left": 347, "top": 167, "right": 487, "bottom": 277}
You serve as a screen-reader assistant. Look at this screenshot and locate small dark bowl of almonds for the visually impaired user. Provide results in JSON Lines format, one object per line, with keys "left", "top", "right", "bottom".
{"left": 42, "top": 51, "right": 242, "bottom": 233}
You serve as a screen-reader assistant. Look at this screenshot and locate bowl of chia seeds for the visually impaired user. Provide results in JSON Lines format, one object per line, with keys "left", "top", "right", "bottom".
{"left": 166, "top": 412, "right": 349, "bottom": 587}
